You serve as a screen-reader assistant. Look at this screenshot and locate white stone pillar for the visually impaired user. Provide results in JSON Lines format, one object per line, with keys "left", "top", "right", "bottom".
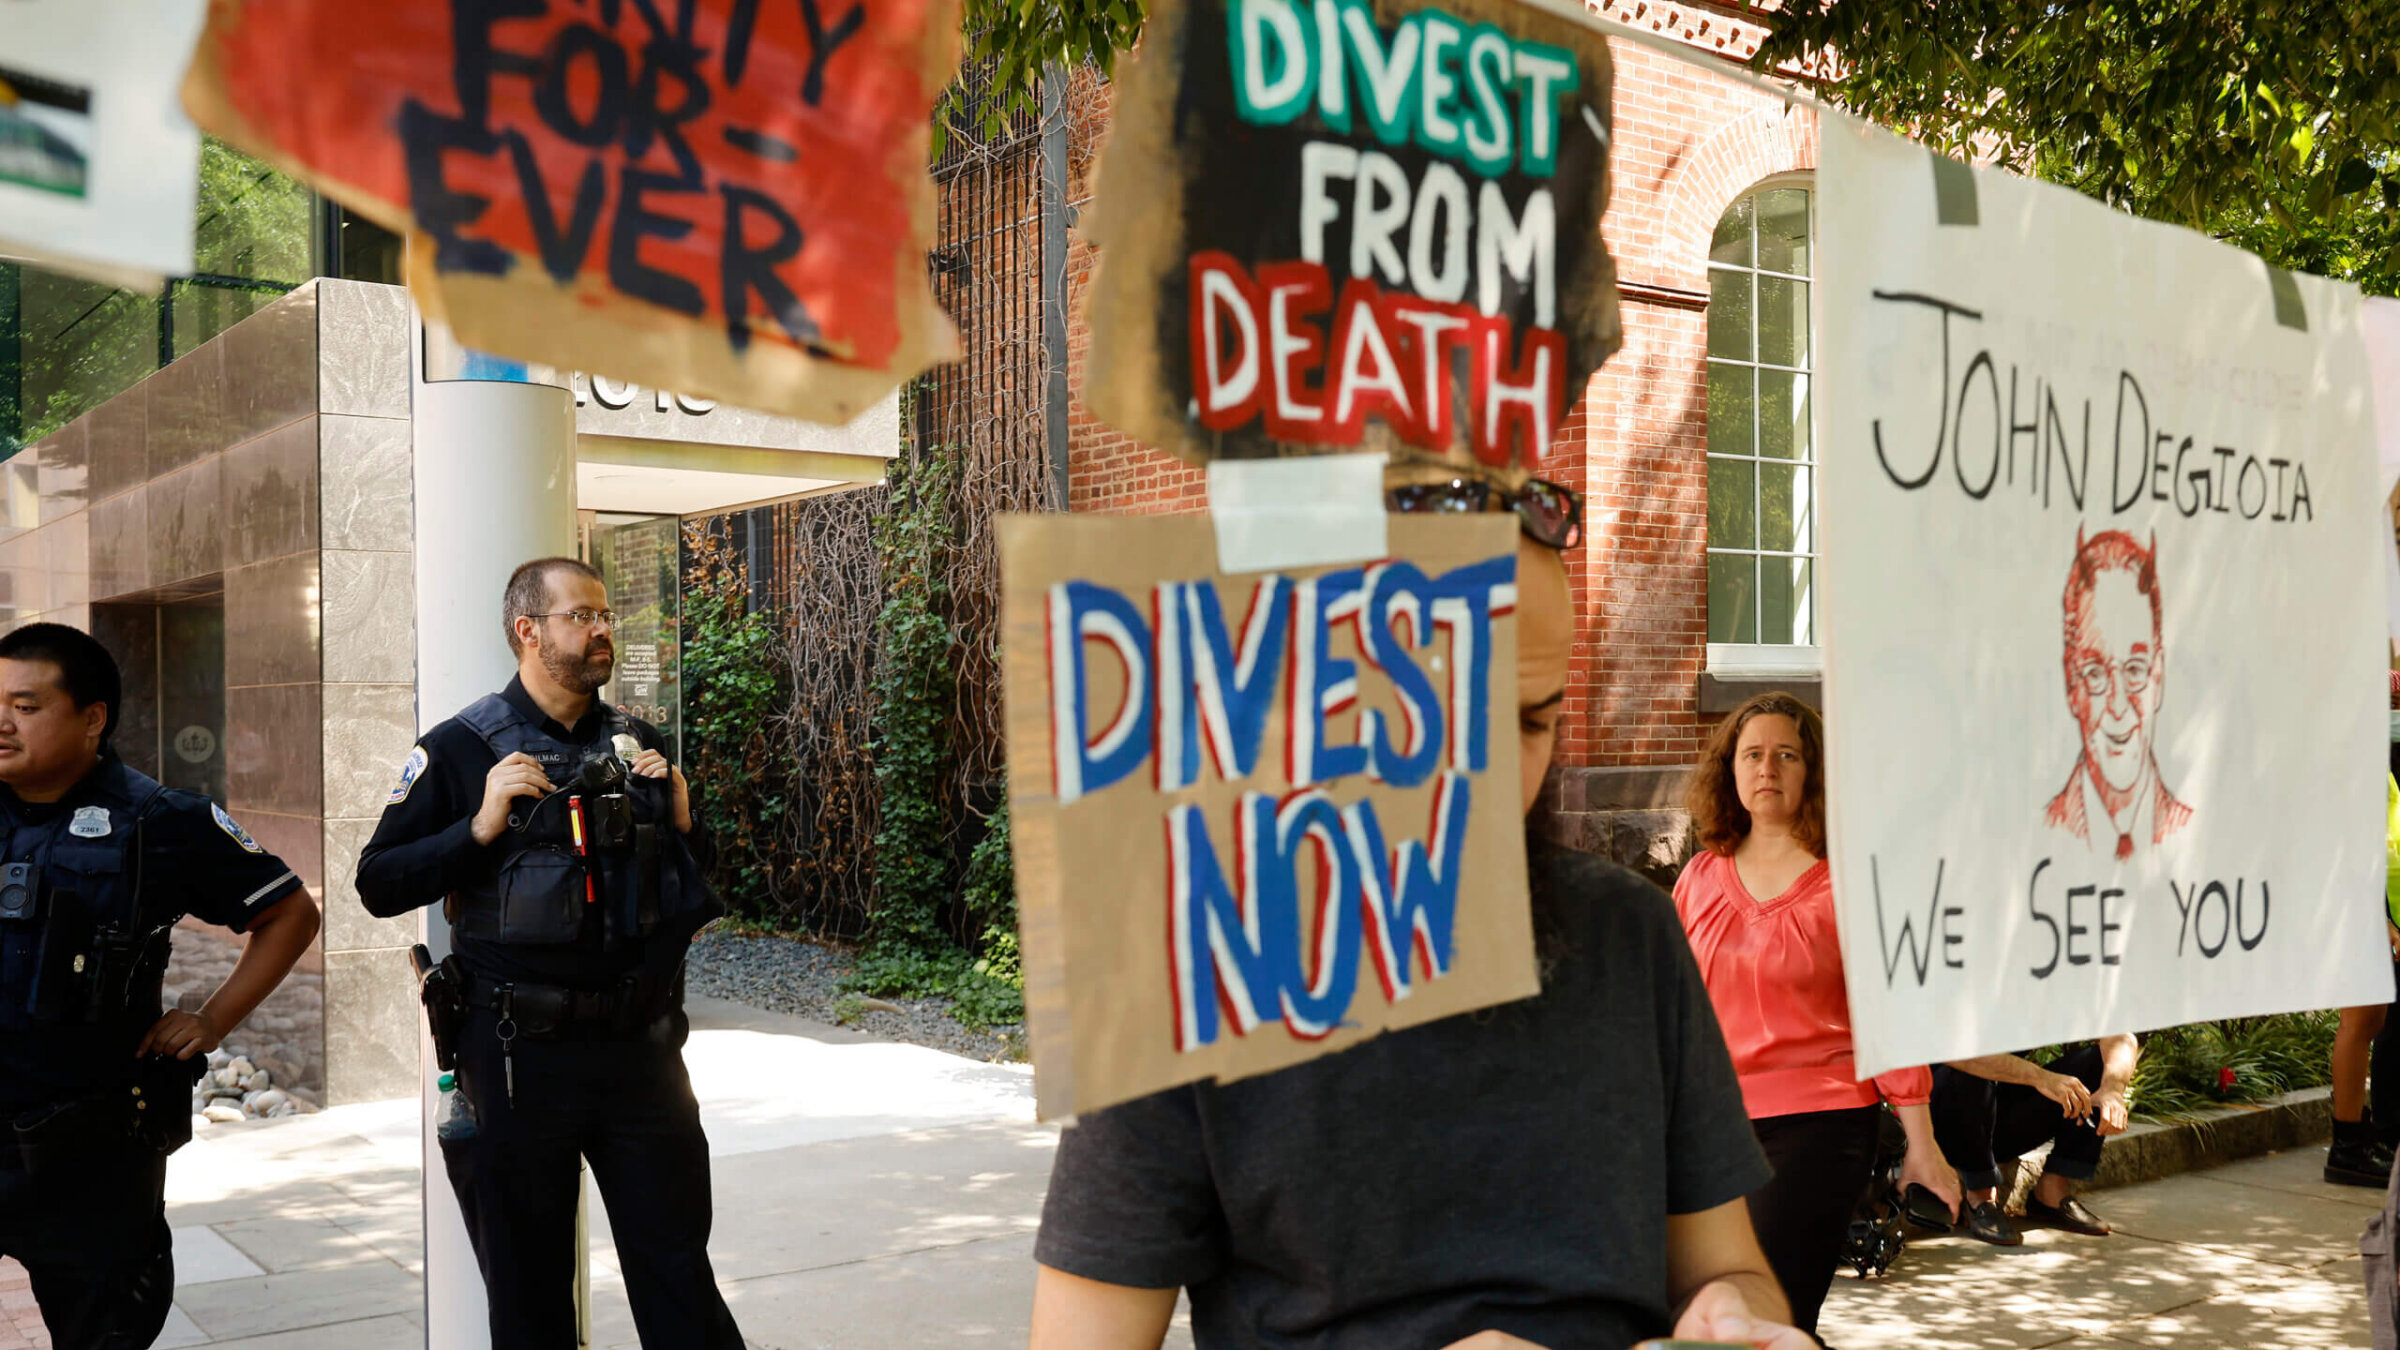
{"left": 411, "top": 377, "right": 578, "bottom": 1350}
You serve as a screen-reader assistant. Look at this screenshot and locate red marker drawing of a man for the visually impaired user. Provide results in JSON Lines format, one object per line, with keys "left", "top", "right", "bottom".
{"left": 2044, "top": 528, "right": 2194, "bottom": 859}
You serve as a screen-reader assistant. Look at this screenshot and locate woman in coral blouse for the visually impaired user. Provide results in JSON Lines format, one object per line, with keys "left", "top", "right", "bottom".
{"left": 1674, "top": 692, "right": 1960, "bottom": 1339}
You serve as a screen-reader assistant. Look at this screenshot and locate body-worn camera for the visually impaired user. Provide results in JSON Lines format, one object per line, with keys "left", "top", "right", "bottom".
{"left": 0, "top": 861, "right": 37, "bottom": 922}
{"left": 579, "top": 752, "right": 634, "bottom": 850}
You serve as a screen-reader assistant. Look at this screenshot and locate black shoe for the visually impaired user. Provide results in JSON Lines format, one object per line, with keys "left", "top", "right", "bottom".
{"left": 1961, "top": 1199, "right": 2021, "bottom": 1246}
{"left": 1899, "top": 1182, "right": 1954, "bottom": 1232}
{"left": 2326, "top": 1121, "right": 2395, "bottom": 1188}
{"left": 2027, "top": 1193, "right": 2111, "bottom": 1236}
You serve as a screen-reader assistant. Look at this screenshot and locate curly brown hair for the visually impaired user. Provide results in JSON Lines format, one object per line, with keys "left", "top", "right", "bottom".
{"left": 1685, "top": 692, "right": 1826, "bottom": 858}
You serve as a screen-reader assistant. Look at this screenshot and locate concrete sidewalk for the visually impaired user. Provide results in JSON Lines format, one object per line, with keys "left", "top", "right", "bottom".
{"left": 1820, "top": 1147, "right": 2382, "bottom": 1349}
{"left": 6, "top": 996, "right": 2384, "bottom": 1348}
{"left": 5, "top": 995, "right": 1075, "bottom": 1350}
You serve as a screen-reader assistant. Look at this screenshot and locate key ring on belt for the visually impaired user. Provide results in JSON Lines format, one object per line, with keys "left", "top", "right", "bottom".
{"left": 495, "top": 985, "right": 519, "bottom": 1105}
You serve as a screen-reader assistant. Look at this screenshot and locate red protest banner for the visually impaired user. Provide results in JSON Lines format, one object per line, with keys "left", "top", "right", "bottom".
{"left": 184, "top": 0, "right": 959, "bottom": 425}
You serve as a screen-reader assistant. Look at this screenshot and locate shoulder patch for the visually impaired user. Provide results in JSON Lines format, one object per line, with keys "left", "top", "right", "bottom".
{"left": 389, "top": 746, "right": 429, "bottom": 806}
{"left": 211, "top": 803, "right": 265, "bottom": 854}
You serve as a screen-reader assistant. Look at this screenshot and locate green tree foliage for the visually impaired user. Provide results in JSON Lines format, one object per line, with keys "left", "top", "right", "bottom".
{"left": 1757, "top": 2, "right": 2400, "bottom": 293}
{"left": 948, "top": 0, "right": 1143, "bottom": 141}
{"left": 6, "top": 135, "right": 310, "bottom": 453}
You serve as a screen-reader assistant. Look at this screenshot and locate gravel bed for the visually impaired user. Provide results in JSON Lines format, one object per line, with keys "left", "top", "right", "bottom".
{"left": 685, "top": 928, "right": 1025, "bottom": 1063}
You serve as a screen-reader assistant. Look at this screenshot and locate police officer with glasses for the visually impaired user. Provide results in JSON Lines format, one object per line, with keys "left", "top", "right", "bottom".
{"left": 0, "top": 622, "right": 319, "bottom": 1349}
{"left": 355, "top": 556, "right": 740, "bottom": 1349}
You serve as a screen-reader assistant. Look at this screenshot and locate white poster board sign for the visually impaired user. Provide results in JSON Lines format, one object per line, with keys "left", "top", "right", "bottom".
{"left": 1818, "top": 112, "right": 2394, "bottom": 1077}
{"left": 0, "top": 0, "right": 205, "bottom": 289}
{"left": 2358, "top": 298, "right": 2400, "bottom": 641}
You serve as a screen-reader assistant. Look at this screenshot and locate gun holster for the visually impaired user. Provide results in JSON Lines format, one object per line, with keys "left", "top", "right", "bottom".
{"left": 414, "top": 945, "right": 468, "bottom": 1074}
{"left": 129, "top": 1053, "right": 204, "bottom": 1155}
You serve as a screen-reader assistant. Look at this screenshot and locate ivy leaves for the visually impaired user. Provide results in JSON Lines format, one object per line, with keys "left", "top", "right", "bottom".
{"left": 1759, "top": 1, "right": 2400, "bottom": 294}
{"left": 941, "top": 0, "right": 1146, "bottom": 149}
{"left": 866, "top": 432, "right": 961, "bottom": 957}
{"left": 681, "top": 527, "right": 795, "bottom": 922}
{"left": 849, "top": 422, "right": 1026, "bottom": 1031}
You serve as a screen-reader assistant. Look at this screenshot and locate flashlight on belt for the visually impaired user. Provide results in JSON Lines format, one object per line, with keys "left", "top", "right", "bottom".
{"left": 569, "top": 795, "right": 597, "bottom": 905}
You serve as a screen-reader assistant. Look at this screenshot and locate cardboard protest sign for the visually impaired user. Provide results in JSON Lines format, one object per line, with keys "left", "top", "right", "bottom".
{"left": 1001, "top": 513, "right": 1538, "bottom": 1119}
{"left": 182, "top": 0, "right": 959, "bottom": 426}
{"left": 1816, "top": 112, "right": 2395, "bottom": 1077}
{"left": 1082, "top": 0, "right": 1620, "bottom": 476}
{"left": 0, "top": 0, "right": 207, "bottom": 290}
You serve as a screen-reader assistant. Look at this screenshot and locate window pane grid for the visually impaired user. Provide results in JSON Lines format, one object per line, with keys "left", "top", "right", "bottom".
{"left": 1707, "top": 263, "right": 1813, "bottom": 285}
{"left": 1704, "top": 182, "right": 1815, "bottom": 648}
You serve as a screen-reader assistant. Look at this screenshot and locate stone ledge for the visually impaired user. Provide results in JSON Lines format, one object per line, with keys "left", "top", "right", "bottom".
{"left": 1997, "top": 1086, "right": 2335, "bottom": 1206}
{"left": 1699, "top": 672, "right": 1822, "bottom": 714}
{"left": 1536, "top": 805, "right": 1694, "bottom": 889}
{"left": 1544, "top": 765, "right": 1688, "bottom": 813}
{"left": 2093, "top": 1086, "right": 2335, "bottom": 1189}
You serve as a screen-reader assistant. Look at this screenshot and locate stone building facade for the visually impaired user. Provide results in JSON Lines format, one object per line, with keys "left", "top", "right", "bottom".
{"left": 7, "top": 280, "right": 897, "bottom": 1105}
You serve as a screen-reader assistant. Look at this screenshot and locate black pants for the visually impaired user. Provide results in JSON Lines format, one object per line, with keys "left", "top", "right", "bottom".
{"left": 1931, "top": 1044, "right": 2106, "bottom": 1192}
{"left": 0, "top": 1138, "right": 173, "bottom": 1349}
{"left": 1747, "top": 1105, "right": 1881, "bottom": 1339}
{"left": 441, "top": 1007, "right": 744, "bottom": 1350}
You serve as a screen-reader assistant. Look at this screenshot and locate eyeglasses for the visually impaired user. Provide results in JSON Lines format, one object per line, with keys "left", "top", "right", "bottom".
{"left": 1386, "top": 476, "right": 1583, "bottom": 550}
{"left": 529, "top": 608, "right": 619, "bottom": 629}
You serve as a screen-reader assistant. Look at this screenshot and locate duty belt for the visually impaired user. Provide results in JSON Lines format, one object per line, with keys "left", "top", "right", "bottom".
{"left": 4, "top": 1056, "right": 203, "bottom": 1171}
{"left": 461, "top": 970, "right": 681, "bottom": 1038}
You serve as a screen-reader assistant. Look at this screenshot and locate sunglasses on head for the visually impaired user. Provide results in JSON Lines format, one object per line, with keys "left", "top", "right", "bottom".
{"left": 1385, "top": 476, "right": 1583, "bottom": 550}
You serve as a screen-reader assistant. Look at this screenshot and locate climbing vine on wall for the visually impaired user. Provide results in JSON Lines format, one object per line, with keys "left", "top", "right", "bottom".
{"left": 678, "top": 71, "right": 1082, "bottom": 1022}
{"left": 864, "top": 430, "right": 959, "bottom": 957}
{"left": 678, "top": 529, "right": 793, "bottom": 922}
{"left": 847, "top": 388, "right": 1025, "bottom": 1027}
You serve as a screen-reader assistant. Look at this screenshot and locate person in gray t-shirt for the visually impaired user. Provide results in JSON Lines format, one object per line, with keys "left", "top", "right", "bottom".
{"left": 1030, "top": 534, "right": 1809, "bottom": 1350}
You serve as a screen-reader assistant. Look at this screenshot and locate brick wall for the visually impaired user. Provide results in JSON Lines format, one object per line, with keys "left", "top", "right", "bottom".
{"left": 1565, "top": 36, "right": 1817, "bottom": 774}
{"left": 1059, "top": 72, "right": 1212, "bottom": 517}
{"left": 1058, "top": 5, "right": 1819, "bottom": 792}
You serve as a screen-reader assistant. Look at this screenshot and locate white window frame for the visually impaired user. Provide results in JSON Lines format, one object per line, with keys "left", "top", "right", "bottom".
{"left": 1706, "top": 643, "right": 1820, "bottom": 677}
{"left": 1704, "top": 172, "right": 1821, "bottom": 676}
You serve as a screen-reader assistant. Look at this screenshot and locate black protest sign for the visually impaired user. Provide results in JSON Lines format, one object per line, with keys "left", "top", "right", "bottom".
{"left": 1083, "top": 0, "right": 1620, "bottom": 475}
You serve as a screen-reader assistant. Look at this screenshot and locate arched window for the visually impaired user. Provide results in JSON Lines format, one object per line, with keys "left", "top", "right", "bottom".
{"left": 1706, "top": 179, "right": 1815, "bottom": 651}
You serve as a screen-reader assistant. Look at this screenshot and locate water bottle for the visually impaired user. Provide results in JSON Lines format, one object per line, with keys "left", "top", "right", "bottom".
{"left": 436, "top": 1071, "right": 478, "bottom": 1142}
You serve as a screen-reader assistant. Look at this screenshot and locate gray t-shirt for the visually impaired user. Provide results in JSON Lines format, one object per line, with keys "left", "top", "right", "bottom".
{"left": 1035, "top": 844, "right": 1772, "bottom": 1350}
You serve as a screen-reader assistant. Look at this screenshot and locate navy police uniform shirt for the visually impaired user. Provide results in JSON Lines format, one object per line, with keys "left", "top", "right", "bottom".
{"left": 0, "top": 754, "right": 303, "bottom": 1114}
{"left": 354, "top": 676, "right": 704, "bottom": 990}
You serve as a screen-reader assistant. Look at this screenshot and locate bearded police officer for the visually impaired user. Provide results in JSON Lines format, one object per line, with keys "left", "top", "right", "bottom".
{"left": 0, "top": 623, "right": 319, "bottom": 1349}
{"left": 355, "top": 556, "right": 739, "bottom": 1349}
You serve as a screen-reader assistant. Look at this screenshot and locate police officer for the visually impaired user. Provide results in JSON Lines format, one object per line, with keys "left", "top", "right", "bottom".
{"left": 355, "top": 556, "right": 740, "bottom": 1349}
{"left": 0, "top": 623, "right": 319, "bottom": 1349}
